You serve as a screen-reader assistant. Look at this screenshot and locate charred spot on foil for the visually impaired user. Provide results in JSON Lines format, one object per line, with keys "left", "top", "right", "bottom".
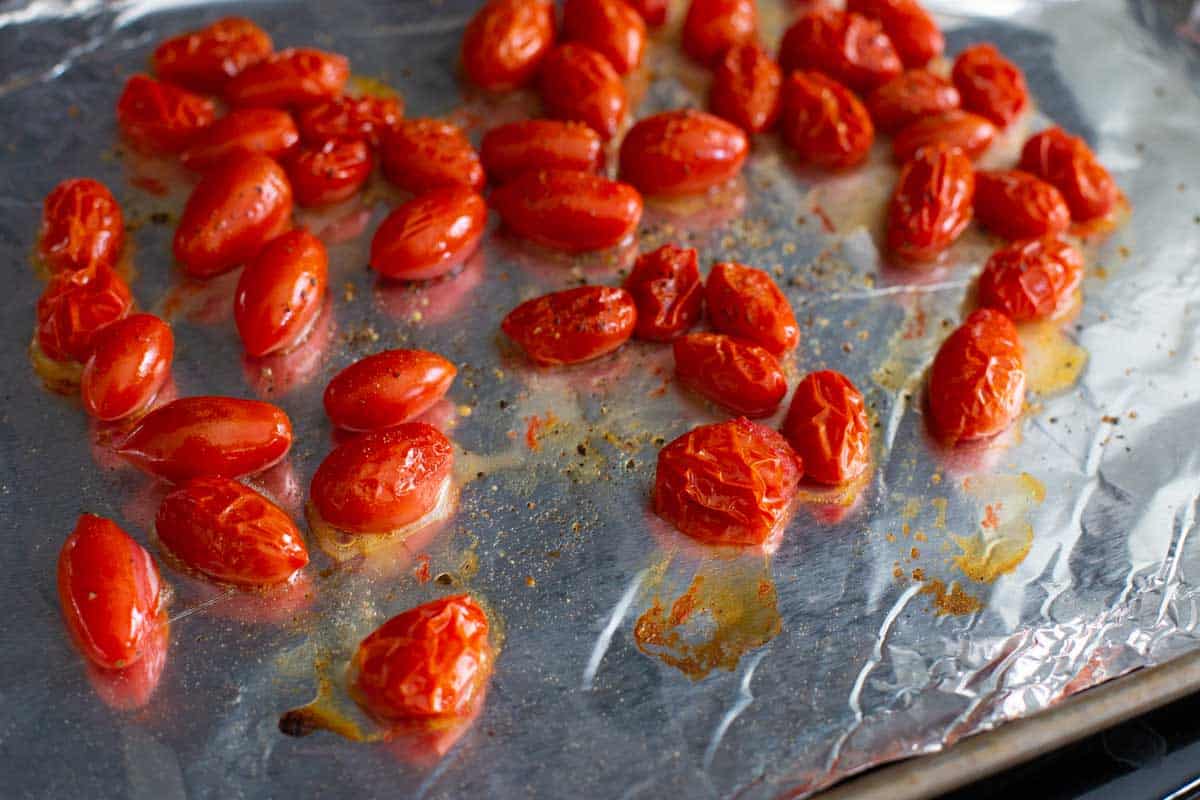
{"left": 279, "top": 708, "right": 320, "bottom": 737}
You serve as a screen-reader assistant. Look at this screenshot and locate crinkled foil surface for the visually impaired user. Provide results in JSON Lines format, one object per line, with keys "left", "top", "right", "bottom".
{"left": 2, "top": 0, "right": 1200, "bottom": 797}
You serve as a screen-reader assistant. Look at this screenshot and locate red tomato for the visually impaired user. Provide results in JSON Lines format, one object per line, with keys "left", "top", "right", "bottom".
{"left": 974, "top": 169, "right": 1071, "bottom": 240}
{"left": 156, "top": 477, "right": 308, "bottom": 586}
{"left": 180, "top": 108, "right": 299, "bottom": 171}
{"left": 152, "top": 16, "right": 272, "bottom": 93}
{"left": 951, "top": 43, "right": 1028, "bottom": 128}
{"left": 928, "top": 308, "right": 1025, "bottom": 443}
{"left": 234, "top": 228, "right": 328, "bottom": 357}
{"left": 1018, "top": 127, "right": 1118, "bottom": 222}
{"left": 36, "top": 265, "right": 133, "bottom": 363}
{"left": 618, "top": 109, "right": 749, "bottom": 196}
{"left": 780, "top": 71, "right": 875, "bottom": 169}
{"left": 116, "top": 74, "right": 216, "bottom": 154}
{"left": 886, "top": 144, "right": 975, "bottom": 261}
{"left": 461, "top": 0, "right": 556, "bottom": 91}
{"left": 310, "top": 423, "right": 454, "bottom": 533}
{"left": 86, "top": 616, "right": 168, "bottom": 711}
{"left": 324, "top": 349, "right": 458, "bottom": 432}
{"left": 866, "top": 69, "right": 959, "bottom": 133}
{"left": 173, "top": 153, "right": 293, "bottom": 278}
{"left": 563, "top": 0, "right": 646, "bottom": 75}
{"left": 370, "top": 187, "right": 487, "bottom": 281}
{"left": 380, "top": 118, "right": 485, "bottom": 194}
{"left": 781, "top": 370, "right": 871, "bottom": 485}
{"left": 779, "top": 9, "right": 902, "bottom": 93}
{"left": 350, "top": 594, "right": 492, "bottom": 720}
{"left": 623, "top": 243, "right": 703, "bottom": 341}
{"left": 81, "top": 314, "right": 174, "bottom": 421}
{"left": 491, "top": 169, "right": 642, "bottom": 252}
{"left": 501, "top": 286, "right": 637, "bottom": 365}
{"left": 654, "top": 417, "right": 802, "bottom": 546}
{"left": 285, "top": 138, "right": 374, "bottom": 207}
{"left": 57, "top": 514, "right": 163, "bottom": 669}
{"left": 892, "top": 109, "right": 996, "bottom": 163}
{"left": 480, "top": 120, "right": 604, "bottom": 184}
{"left": 225, "top": 48, "right": 349, "bottom": 108}
{"left": 682, "top": 0, "right": 757, "bottom": 65}
{"left": 296, "top": 95, "right": 404, "bottom": 146}
{"left": 39, "top": 178, "right": 125, "bottom": 274}
{"left": 846, "top": 0, "right": 943, "bottom": 68}
{"left": 117, "top": 396, "right": 293, "bottom": 482}
{"left": 705, "top": 261, "right": 799, "bottom": 354}
{"left": 629, "top": 0, "right": 668, "bottom": 27}
{"left": 538, "top": 43, "right": 628, "bottom": 140}
{"left": 977, "top": 236, "right": 1083, "bottom": 321}
{"left": 709, "top": 43, "right": 783, "bottom": 134}
{"left": 673, "top": 333, "right": 786, "bottom": 417}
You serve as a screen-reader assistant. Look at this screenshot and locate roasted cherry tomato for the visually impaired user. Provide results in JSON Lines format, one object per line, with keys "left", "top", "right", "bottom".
{"left": 491, "top": 169, "right": 642, "bottom": 252}
{"left": 779, "top": 9, "right": 902, "bottom": 93}
{"left": 350, "top": 594, "right": 492, "bottom": 721}
{"left": 780, "top": 71, "right": 875, "bottom": 169}
{"left": 654, "top": 417, "right": 802, "bottom": 546}
{"left": 81, "top": 314, "right": 174, "bottom": 421}
{"left": 1018, "top": 127, "right": 1118, "bottom": 222}
{"left": 296, "top": 95, "right": 404, "bottom": 146}
{"left": 180, "top": 108, "right": 299, "bottom": 171}
{"left": 886, "top": 144, "right": 975, "bottom": 262}
{"left": 225, "top": 48, "right": 349, "bottom": 108}
{"left": 152, "top": 16, "right": 273, "bottom": 93}
{"left": 36, "top": 265, "right": 133, "bottom": 363}
{"left": 285, "top": 138, "right": 373, "bottom": 207}
{"left": 709, "top": 43, "right": 783, "bottom": 134}
{"left": 846, "top": 0, "right": 943, "bottom": 68}
{"left": 928, "top": 308, "right": 1025, "bottom": 444}
{"left": 39, "top": 178, "right": 125, "bottom": 274}
{"left": 682, "top": 0, "right": 757, "bottom": 65}
{"left": 781, "top": 370, "right": 871, "bottom": 485}
{"left": 310, "top": 423, "right": 454, "bottom": 533}
{"left": 156, "top": 477, "right": 308, "bottom": 586}
{"left": 502, "top": 286, "right": 637, "bottom": 365}
{"left": 563, "top": 0, "right": 646, "bottom": 75}
{"left": 538, "top": 43, "right": 628, "bottom": 141}
{"left": 618, "top": 109, "right": 749, "bottom": 196}
{"left": 974, "top": 169, "right": 1071, "bottom": 240}
{"left": 892, "top": 109, "right": 996, "bottom": 163}
{"left": 673, "top": 333, "right": 786, "bottom": 417}
{"left": 380, "top": 118, "right": 485, "bottom": 194}
{"left": 116, "top": 74, "right": 216, "bottom": 154}
{"left": 480, "top": 120, "right": 604, "bottom": 184}
{"left": 370, "top": 187, "right": 487, "bottom": 281}
{"left": 234, "top": 228, "right": 328, "bottom": 357}
{"left": 461, "top": 0, "right": 556, "bottom": 91}
{"left": 951, "top": 43, "right": 1028, "bottom": 128}
{"left": 118, "top": 396, "right": 293, "bottom": 482}
{"left": 623, "top": 243, "right": 703, "bottom": 341}
{"left": 173, "top": 153, "right": 293, "bottom": 278}
{"left": 86, "top": 615, "right": 168, "bottom": 711}
{"left": 866, "top": 69, "right": 959, "bottom": 133}
{"left": 705, "top": 261, "right": 799, "bottom": 355}
{"left": 58, "top": 514, "right": 163, "bottom": 670}
{"left": 324, "top": 349, "right": 458, "bottom": 432}
{"left": 628, "top": 0, "right": 667, "bottom": 27}
{"left": 977, "top": 236, "right": 1083, "bottom": 321}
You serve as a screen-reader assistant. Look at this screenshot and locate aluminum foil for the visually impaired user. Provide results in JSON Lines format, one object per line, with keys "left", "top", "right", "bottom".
{"left": 2, "top": 0, "right": 1200, "bottom": 797}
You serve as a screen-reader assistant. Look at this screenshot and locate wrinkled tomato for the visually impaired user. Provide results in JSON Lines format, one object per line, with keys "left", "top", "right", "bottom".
{"left": 673, "top": 333, "right": 786, "bottom": 417}
{"left": 538, "top": 43, "right": 628, "bottom": 141}
{"left": 491, "top": 169, "right": 642, "bottom": 252}
{"left": 623, "top": 243, "right": 703, "bottom": 341}
{"left": 709, "top": 43, "right": 783, "bottom": 134}
{"left": 234, "top": 228, "right": 328, "bottom": 357}
{"left": 181, "top": 108, "right": 300, "bottom": 171}
{"left": 380, "top": 118, "right": 485, "bottom": 194}
{"left": 502, "top": 286, "right": 637, "bottom": 365}
{"left": 782, "top": 370, "right": 871, "bottom": 485}
{"left": 370, "top": 187, "right": 487, "bottom": 281}
{"left": 324, "top": 349, "right": 458, "bottom": 432}
{"left": 928, "top": 309, "right": 1024, "bottom": 444}
{"left": 846, "top": 0, "right": 943, "bottom": 68}
{"left": 481, "top": 120, "right": 604, "bottom": 184}
{"left": 779, "top": 8, "right": 902, "bottom": 93}
{"left": 81, "top": 314, "right": 174, "bottom": 421}
{"left": 780, "top": 71, "right": 875, "bottom": 169}
{"left": 974, "top": 169, "right": 1071, "bottom": 240}
{"left": 36, "top": 265, "right": 133, "bottom": 362}
{"left": 296, "top": 95, "right": 403, "bottom": 146}
{"left": 628, "top": 0, "right": 667, "bottom": 27}
{"left": 892, "top": 110, "right": 996, "bottom": 163}
{"left": 224, "top": 48, "right": 349, "bottom": 108}
{"left": 152, "top": 16, "right": 272, "bottom": 93}
{"left": 563, "top": 0, "right": 646, "bottom": 75}
{"left": 1018, "top": 127, "right": 1118, "bottom": 222}
{"left": 285, "top": 138, "right": 373, "bottom": 207}
{"left": 866, "top": 69, "right": 959, "bottom": 133}
{"left": 39, "top": 178, "right": 125, "bottom": 274}
{"left": 886, "top": 144, "right": 975, "bottom": 262}
{"left": 116, "top": 74, "right": 216, "bottom": 154}
{"left": 618, "top": 109, "right": 749, "bottom": 196}
{"left": 682, "top": 0, "right": 757, "bottom": 65}
{"left": 461, "top": 0, "right": 556, "bottom": 91}
{"left": 705, "top": 261, "right": 799, "bottom": 354}
{"left": 977, "top": 236, "right": 1083, "bottom": 321}
{"left": 951, "top": 43, "right": 1028, "bottom": 128}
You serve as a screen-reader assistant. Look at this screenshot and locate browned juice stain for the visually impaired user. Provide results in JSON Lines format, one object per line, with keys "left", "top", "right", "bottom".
{"left": 28, "top": 337, "right": 82, "bottom": 394}
{"left": 952, "top": 472, "right": 1046, "bottom": 583}
{"left": 279, "top": 664, "right": 380, "bottom": 742}
{"left": 919, "top": 578, "right": 983, "bottom": 616}
{"left": 1018, "top": 314, "right": 1088, "bottom": 397}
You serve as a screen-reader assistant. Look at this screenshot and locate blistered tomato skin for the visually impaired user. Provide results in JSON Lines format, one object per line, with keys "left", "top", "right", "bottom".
{"left": 1018, "top": 127, "right": 1118, "bottom": 222}
{"left": 81, "top": 314, "right": 174, "bottom": 421}
{"left": 116, "top": 74, "right": 216, "bottom": 154}
{"left": 706, "top": 261, "right": 799, "bottom": 355}
{"left": 117, "top": 396, "right": 293, "bottom": 482}
{"left": 846, "top": 0, "right": 943, "bottom": 68}
{"left": 57, "top": 514, "right": 163, "bottom": 670}
{"left": 619, "top": 110, "right": 749, "bottom": 196}
{"left": 152, "top": 17, "right": 273, "bottom": 93}
{"left": 538, "top": 44, "right": 628, "bottom": 141}
{"left": 654, "top": 417, "right": 803, "bottom": 546}
{"left": 234, "top": 229, "right": 328, "bottom": 358}
{"left": 502, "top": 286, "right": 637, "bottom": 365}
{"left": 928, "top": 309, "right": 1025, "bottom": 444}
{"left": 974, "top": 169, "right": 1071, "bottom": 240}
{"left": 36, "top": 265, "right": 133, "bottom": 363}
{"left": 782, "top": 370, "right": 871, "bottom": 485}
{"left": 563, "top": 0, "right": 646, "bottom": 75}
{"left": 381, "top": 119, "right": 485, "bottom": 194}
{"left": 310, "top": 423, "right": 454, "bottom": 533}
{"left": 285, "top": 138, "right": 374, "bottom": 207}
{"left": 39, "top": 178, "right": 125, "bottom": 274}
{"left": 673, "top": 333, "right": 786, "bottom": 418}
{"left": 181, "top": 108, "right": 300, "bottom": 171}
{"left": 325, "top": 349, "right": 458, "bottom": 432}
{"left": 156, "top": 477, "right": 308, "bottom": 586}
{"left": 296, "top": 95, "right": 404, "bottom": 146}
{"left": 780, "top": 71, "right": 875, "bottom": 169}
{"left": 491, "top": 169, "right": 643, "bottom": 252}
{"left": 481, "top": 120, "right": 604, "bottom": 184}
{"left": 623, "top": 244, "right": 703, "bottom": 341}
{"left": 779, "top": 9, "right": 902, "bottom": 93}
{"left": 461, "top": 0, "right": 556, "bottom": 92}
{"left": 892, "top": 110, "right": 996, "bottom": 163}
{"left": 224, "top": 48, "right": 350, "bottom": 108}
{"left": 370, "top": 188, "right": 487, "bottom": 281}
{"left": 951, "top": 43, "right": 1028, "bottom": 128}
{"left": 682, "top": 0, "right": 757, "bottom": 65}
{"left": 887, "top": 145, "right": 975, "bottom": 262}
{"left": 977, "top": 236, "right": 1084, "bottom": 321}
{"left": 709, "top": 44, "right": 783, "bottom": 134}
{"left": 867, "top": 70, "right": 960, "bottom": 133}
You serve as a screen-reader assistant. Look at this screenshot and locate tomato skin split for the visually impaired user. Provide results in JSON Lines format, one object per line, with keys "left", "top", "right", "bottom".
{"left": 35, "top": 264, "right": 133, "bottom": 363}
{"left": 461, "top": 0, "right": 556, "bottom": 92}
{"left": 928, "top": 308, "right": 1025, "bottom": 444}
{"left": 619, "top": 109, "right": 749, "bottom": 196}
{"left": 705, "top": 261, "right": 799, "bottom": 355}
{"left": 324, "top": 349, "right": 458, "bottom": 432}
{"left": 501, "top": 286, "right": 637, "bottom": 365}
{"left": 782, "top": 370, "right": 871, "bottom": 485}
{"left": 673, "top": 333, "right": 787, "bottom": 418}
{"left": 491, "top": 169, "right": 643, "bottom": 252}
{"left": 623, "top": 244, "right": 703, "bottom": 341}
{"left": 39, "top": 178, "right": 125, "bottom": 275}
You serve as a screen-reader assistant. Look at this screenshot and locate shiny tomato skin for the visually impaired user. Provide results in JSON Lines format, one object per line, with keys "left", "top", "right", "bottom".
{"left": 780, "top": 71, "right": 875, "bottom": 169}
{"left": 654, "top": 417, "right": 802, "bottom": 546}
{"left": 629, "top": 0, "right": 668, "bottom": 26}
{"left": 866, "top": 69, "right": 959, "bottom": 133}
{"left": 951, "top": 43, "right": 1028, "bottom": 128}
{"left": 673, "top": 333, "right": 786, "bottom": 418}
{"left": 491, "top": 169, "right": 642, "bottom": 252}
{"left": 538, "top": 43, "right": 628, "bottom": 141}
{"left": 39, "top": 178, "right": 125, "bottom": 274}
{"left": 1018, "top": 127, "right": 1118, "bottom": 222}
{"left": 57, "top": 514, "right": 163, "bottom": 670}
{"left": 173, "top": 153, "right": 293, "bottom": 278}
{"left": 480, "top": 120, "right": 604, "bottom": 184}
{"left": 928, "top": 308, "right": 1025, "bottom": 444}
{"left": 709, "top": 43, "right": 783, "bottom": 134}
{"left": 779, "top": 9, "right": 902, "bottom": 94}
{"left": 846, "top": 0, "right": 943, "bottom": 68}
{"left": 682, "top": 0, "right": 757, "bottom": 65}
{"left": 36, "top": 265, "right": 133, "bottom": 363}
{"left": 116, "top": 74, "right": 216, "bottom": 154}
{"left": 152, "top": 16, "right": 273, "bottom": 93}
{"left": 782, "top": 370, "right": 871, "bottom": 485}
{"left": 705, "top": 261, "right": 799, "bottom": 355}
{"left": 324, "top": 349, "right": 458, "bottom": 432}
{"left": 296, "top": 95, "right": 404, "bottom": 146}
{"left": 461, "top": 0, "right": 556, "bottom": 92}
{"left": 310, "top": 423, "right": 454, "bottom": 533}
{"left": 234, "top": 228, "right": 328, "bottom": 357}
{"left": 117, "top": 396, "right": 293, "bottom": 482}
{"left": 380, "top": 118, "right": 485, "bottom": 194}
{"left": 180, "top": 108, "right": 299, "bottom": 171}
{"left": 285, "top": 138, "right": 374, "bottom": 208}
{"left": 351, "top": 594, "right": 492, "bottom": 720}
{"left": 892, "top": 110, "right": 996, "bottom": 163}
{"left": 156, "top": 477, "right": 308, "bottom": 586}
{"left": 501, "top": 286, "right": 637, "bottom": 365}
{"left": 225, "top": 48, "right": 349, "bottom": 108}
{"left": 977, "top": 236, "right": 1083, "bottom": 321}
{"left": 887, "top": 144, "right": 975, "bottom": 262}
{"left": 81, "top": 314, "right": 174, "bottom": 421}
{"left": 370, "top": 187, "right": 487, "bottom": 281}
{"left": 618, "top": 109, "right": 749, "bottom": 196}
{"left": 974, "top": 169, "right": 1071, "bottom": 240}
{"left": 623, "top": 243, "right": 703, "bottom": 341}
{"left": 563, "top": 0, "right": 646, "bottom": 75}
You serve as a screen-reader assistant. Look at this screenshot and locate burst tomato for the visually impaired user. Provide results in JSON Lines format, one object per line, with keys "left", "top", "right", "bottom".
{"left": 866, "top": 69, "right": 959, "bottom": 133}
{"left": 234, "top": 228, "right": 328, "bottom": 357}
{"left": 780, "top": 71, "right": 874, "bottom": 169}
{"left": 480, "top": 120, "right": 604, "bottom": 184}
{"left": 929, "top": 309, "right": 1025, "bottom": 443}
{"left": 285, "top": 138, "right": 373, "bottom": 207}
{"left": 886, "top": 144, "right": 975, "bottom": 262}
{"left": 1018, "top": 127, "right": 1118, "bottom": 222}
{"left": 225, "top": 48, "right": 349, "bottom": 108}
{"left": 977, "top": 236, "right": 1083, "bottom": 321}
{"left": 380, "top": 118, "right": 485, "bottom": 194}
{"left": 36, "top": 265, "right": 133, "bottom": 363}
{"left": 324, "top": 349, "right": 458, "bottom": 432}
{"left": 673, "top": 333, "right": 786, "bottom": 417}
{"left": 563, "top": 0, "right": 646, "bottom": 75}
{"left": 623, "top": 244, "right": 703, "bottom": 341}
{"left": 782, "top": 370, "right": 871, "bottom": 485}
{"left": 538, "top": 43, "right": 628, "bottom": 140}
{"left": 501, "top": 286, "right": 637, "bottom": 365}
{"left": 39, "top": 178, "right": 125, "bottom": 274}
{"left": 892, "top": 109, "right": 996, "bottom": 162}
{"left": 846, "top": 0, "right": 943, "bottom": 68}
{"left": 629, "top": 0, "right": 668, "bottom": 26}
{"left": 296, "top": 95, "right": 404, "bottom": 146}
{"left": 461, "top": 0, "right": 556, "bottom": 91}
{"left": 152, "top": 16, "right": 272, "bottom": 93}
{"left": 116, "top": 74, "right": 216, "bottom": 154}
{"left": 181, "top": 108, "right": 300, "bottom": 171}
{"left": 705, "top": 261, "right": 798, "bottom": 355}
{"left": 618, "top": 109, "right": 749, "bottom": 196}
{"left": 951, "top": 43, "right": 1027, "bottom": 128}
{"left": 709, "top": 43, "right": 783, "bottom": 134}
{"left": 491, "top": 169, "right": 642, "bottom": 252}
{"left": 682, "top": 0, "right": 757, "bottom": 65}
{"left": 81, "top": 314, "right": 174, "bottom": 421}
{"left": 370, "top": 187, "right": 487, "bottom": 281}
{"left": 779, "top": 8, "right": 901, "bottom": 93}
{"left": 974, "top": 169, "right": 1071, "bottom": 240}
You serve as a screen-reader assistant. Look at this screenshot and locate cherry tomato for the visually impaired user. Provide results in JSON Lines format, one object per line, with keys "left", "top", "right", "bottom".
{"left": 156, "top": 477, "right": 308, "bottom": 586}
{"left": 180, "top": 108, "right": 299, "bottom": 171}
{"left": 370, "top": 187, "right": 487, "bottom": 281}
{"left": 491, "top": 169, "right": 642, "bottom": 252}
{"left": 928, "top": 308, "right": 1025, "bottom": 444}
{"left": 152, "top": 16, "right": 273, "bottom": 93}
{"left": 285, "top": 138, "right": 373, "bottom": 207}
{"left": 39, "top": 178, "right": 125, "bottom": 274}
{"left": 539, "top": 43, "right": 628, "bottom": 141}
{"left": 116, "top": 74, "right": 216, "bottom": 154}
{"left": 57, "top": 514, "right": 163, "bottom": 669}
{"left": 1018, "top": 127, "right": 1118, "bottom": 222}
{"left": 173, "top": 153, "right": 293, "bottom": 278}
{"left": 886, "top": 144, "right": 975, "bottom": 262}
{"left": 654, "top": 417, "right": 802, "bottom": 546}
{"left": 866, "top": 69, "right": 959, "bottom": 133}
{"left": 623, "top": 243, "right": 703, "bottom": 341}
{"left": 324, "top": 349, "right": 458, "bottom": 432}
{"left": 618, "top": 109, "right": 749, "bottom": 196}
{"left": 951, "top": 43, "right": 1028, "bottom": 128}
{"left": 846, "top": 0, "right": 943, "bottom": 68}
{"left": 779, "top": 9, "right": 902, "bottom": 94}
{"left": 234, "top": 228, "right": 328, "bottom": 357}
{"left": 501, "top": 286, "right": 637, "bottom": 365}
{"left": 682, "top": 0, "right": 757, "bottom": 65}
{"left": 380, "top": 118, "right": 485, "bottom": 194}
{"left": 461, "top": 0, "right": 556, "bottom": 91}
{"left": 780, "top": 71, "right": 875, "bottom": 169}
{"left": 781, "top": 370, "right": 871, "bottom": 485}
{"left": 563, "top": 0, "right": 646, "bottom": 75}
{"left": 891, "top": 109, "right": 996, "bottom": 163}
{"left": 225, "top": 48, "right": 348, "bottom": 109}
{"left": 350, "top": 594, "right": 492, "bottom": 721}
{"left": 673, "top": 333, "right": 786, "bottom": 417}
{"left": 310, "top": 423, "right": 454, "bottom": 533}
{"left": 974, "top": 169, "right": 1071, "bottom": 240}
{"left": 81, "top": 314, "right": 174, "bottom": 421}
{"left": 709, "top": 43, "right": 783, "bottom": 134}
{"left": 296, "top": 95, "right": 404, "bottom": 146}
{"left": 86, "top": 616, "right": 168, "bottom": 711}
{"left": 480, "top": 120, "right": 604, "bottom": 184}
{"left": 705, "top": 261, "right": 799, "bottom": 354}
{"left": 977, "top": 236, "right": 1083, "bottom": 321}
{"left": 628, "top": 0, "right": 668, "bottom": 27}
{"left": 117, "top": 396, "right": 293, "bottom": 482}
{"left": 36, "top": 265, "right": 133, "bottom": 363}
